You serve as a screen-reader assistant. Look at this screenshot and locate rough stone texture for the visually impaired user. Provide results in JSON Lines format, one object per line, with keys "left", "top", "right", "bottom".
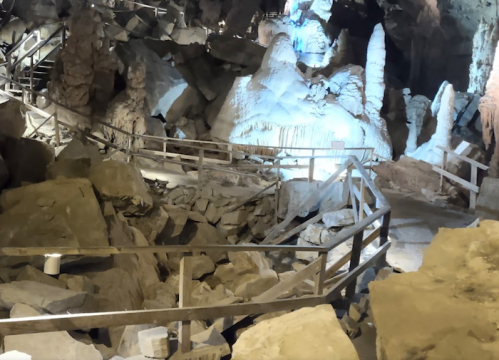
{"left": 208, "top": 36, "right": 266, "bottom": 68}
{"left": 328, "top": 65, "right": 364, "bottom": 116}
{"left": 138, "top": 327, "right": 169, "bottom": 358}
{"left": 58, "top": 274, "right": 94, "bottom": 293}
{"left": 49, "top": 8, "right": 116, "bottom": 120}
{"left": 232, "top": 304, "right": 359, "bottom": 360}
{"left": 0, "top": 153, "right": 8, "bottom": 190}
{"left": 373, "top": 156, "right": 441, "bottom": 193}
{"left": 370, "top": 221, "right": 499, "bottom": 360}
{"left": 476, "top": 177, "right": 499, "bottom": 218}
{"left": 0, "top": 281, "right": 85, "bottom": 313}
{"left": 57, "top": 136, "right": 102, "bottom": 166}
{"left": 116, "top": 39, "right": 188, "bottom": 117}
{"left": 0, "top": 100, "right": 25, "bottom": 139}
{"left": 103, "top": 61, "right": 148, "bottom": 151}
{"left": 0, "top": 137, "right": 54, "bottom": 188}
{"left": 117, "top": 325, "right": 156, "bottom": 358}
{"left": 404, "top": 94, "right": 431, "bottom": 154}
{"left": 322, "top": 209, "right": 356, "bottom": 228}
{"left": 89, "top": 161, "right": 153, "bottom": 216}
{"left": 17, "top": 266, "right": 66, "bottom": 289}
{"left": 190, "top": 281, "right": 238, "bottom": 307}
{"left": 142, "top": 282, "right": 176, "bottom": 310}
{"left": 0, "top": 178, "right": 108, "bottom": 248}
{"left": 128, "top": 205, "right": 169, "bottom": 245}
{"left": 191, "top": 255, "right": 216, "bottom": 280}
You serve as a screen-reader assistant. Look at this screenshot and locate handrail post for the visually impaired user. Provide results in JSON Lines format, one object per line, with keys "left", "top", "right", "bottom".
{"left": 179, "top": 252, "right": 192, "bottom": 353}
{"left": 162, "top": 139, "right": 167, "bottom": 158}
{"left": 29, "top": 56, "right": 34, "bottom": 103}
{"left": 5, "top": 54, "right": 11, "bottom": 91}
{"left": 345, "top": 229, "right": 364, "bottom": 298}
{"left": 377, "top": 211, "right": 391, "bottom": 268}
{"left": 198, "top": 148, "right": 204, "bottom": 189}
{"left": 347, "top": 169, "right": 359, "bottom": 223}
{"left": 53, "top": 106, "right": 61, "bottom": 147}
{"left": 314, "top": 251, "right": 327, "bottom": 295}
{"left": 126, "top": 136, "right": 132, "bottom": 163}
{"left": 470, "top": 165, "right": 478, "bottom": 210}
{"left": 439, "top": 150, "right": 447, "bottom": 193}
{"left": 61, "top": 22, "right": 66, "bottom": 49}
{"left": 274, "top": 158, "right": 281, "bottom": 224}
{"left": 308, "top": 149, "right": 315, "bottom": 182}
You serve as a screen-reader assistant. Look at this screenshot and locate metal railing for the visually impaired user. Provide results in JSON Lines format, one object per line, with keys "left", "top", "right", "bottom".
{"left": 0, "top": 76, "right": 391, "bottom": 357}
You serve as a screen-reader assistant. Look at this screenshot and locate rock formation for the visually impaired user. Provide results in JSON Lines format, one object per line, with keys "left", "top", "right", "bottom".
{"left": 232, "top": 305, "right": 359, "bottom": 360}
{"left": 370, "top": 221, "right": 499, "bottom": 359}
{"left": 103, "top": 61, "right": 148, "bottom": 151}
{"left": 468, "top": 19, "right": 499, "bottom": 95}
{"left": 408, "top": 83, "right": 454, "bottom": 165}
{"left": 210, "top": 32, "right": 392, "bottom": 160}
{"left": 364, "top": 24, "right": 392, "bottom": 159}
{"left": 479, "top": 40, "right": 499, "bottom": 177}
{"left": 48, "top": 7, "right": 117, "bottom": 121}
{"left": 404, "top": 94, "right": 431, "bottom": 153}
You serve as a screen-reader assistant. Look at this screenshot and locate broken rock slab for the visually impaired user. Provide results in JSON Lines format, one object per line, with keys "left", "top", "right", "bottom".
{"left": 138, "top": 327, "right": 169, "bottom": 358}
{"left": 0, "top": 281, "right": 86, "bottom": 313}
{"left": 58, "top": 274, "right": 94, "bottom": 293}
{"left": 17, "top": 265, "right": 66, "bottom": 289}
{"left": 322, "top": 208, "right": 356, "bottom": 228}
{"left": 117, "top": 325, "right": 156, "bottom": 358}
{"left": 89, "top": 160, "right": 153, "bottom": 216}
{"left": 477, "top": 177, "right": 499, "bottom": 218}
{"left": 370, "top": 221, "right": 499, "bottom": 360}
{"left": 208, "top": 35, "right": 266, "bottom": 68}
{"left": 232, "top": 305, "right": 359, "bottom": 360}
{"left": 0, "top": 178, "right": 108, "bottom": 248}
{"left": 5, "top": 305, "right": 102, "bottom": 360}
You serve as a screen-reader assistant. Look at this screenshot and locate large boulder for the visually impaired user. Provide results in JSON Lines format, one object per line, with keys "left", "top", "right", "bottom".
{"left": 0, "top": 178, "right": 108, "bottom": 248}
{"left": 0, "top": 281, "right": 86, "bottom": 313}
{"left": 5, "top": 304, "right": 102, "bottom": 360}
{"left": 0, "top": 137, "right": 54, "bottom": 188}
{"left": 208, "top": 35, "right": 266, "bottom": 68}
{"left": 370, "top": 221, "right": 499, "bottom": 359}
{"left": 477, "top": 177, "right": 499, "bottom": 218}
{"left": 116, "top": 39, "right": 188, "bottom": 116}
{"left": 0, "top": 100, "right": 25, "bottom": 139}
{"left": 232, "top": 305, "right": 359, "bottom": 360}
{"left": 89, "top": 160, "right": 153, "bottom": 216}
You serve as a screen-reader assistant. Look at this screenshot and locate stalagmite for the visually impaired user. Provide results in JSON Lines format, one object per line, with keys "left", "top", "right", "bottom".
{"left": 430, "top": 80, "right": 450, "bottom": 117}
{"left": 364, "top": 23, "right": 392, "bottom": 158}
{"left": 408, "top": 83, "right": 455, "bottom": 165}
{"left": 468, "top": 19, "right": 499, "bottom": 95}
{"left": 404, "top": 94, "right": 431, "bottom": 154}
{"left": 479, "top": 40, "right": 499, "bottom": 177}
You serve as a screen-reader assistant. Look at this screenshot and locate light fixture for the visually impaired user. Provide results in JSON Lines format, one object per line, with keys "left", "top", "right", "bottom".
{"left": 44, "top": 254, "right": 62, "bottom": 275}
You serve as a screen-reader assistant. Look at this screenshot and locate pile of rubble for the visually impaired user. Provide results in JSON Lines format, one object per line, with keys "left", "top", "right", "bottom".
{"left": 0, "top": 135, "right": 370, "bottom": 359}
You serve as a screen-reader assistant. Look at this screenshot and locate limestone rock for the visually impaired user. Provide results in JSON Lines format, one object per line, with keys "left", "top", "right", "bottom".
{"left": 370, "top": 221, "right": 499, "bottom": 360}
{"left": 116, "top": 40, "right": 188, "bottom": 117}
{"left": 477, "top": 177, "right": 499, "bottom": 218}
{"left": 46, "top": 158, "right": 92, "bottom": 180}
{"left": 138, "top": 327, "right": 169, "bottom": 358}
{"left": 232, "top": 305, "right": 359, "bottom": 360}
{"left": 0, "top": 178, "right": 108, "bottom": 248}
{"left": 117, "top": 325, "right": 156, "bottom": 358}
{"left": 188, "top": 211, "right": 208, "bottom": 223}
{"left": 89, "top": 161, "right": 153, "bottom": 216}
{"left": 58, "top": 274, "right": 94, "bottom": 293}
{"left": 322, "top": 209, "right": 356, "bottom": 228}
{"left": 0, "top": 100, "right": 25, "bottom": 139}
{"left": 128, "top": 205, "right": 169, "bottom": 245}
{"left": 373, "top": 156, "right": 441, "bottom": 193}
{"left": 299, "top": 224, "right": 325, "bottom": 245}
{"left": 233, "top": 270, "right": 278, "bottom": 300}
{"left": 0, "top": 137, "right": 54, "bottom": 188}
{"left": 208, "top": 35, "right": 265, "bottom": 68}
{"left": 57, "top": 136, "right": 102, "bottom": 166}
{"left": 142, "top": 282, "right": 176, "bottom": 310}
{"left": 0, "top": 153, "right": 8, "bottom": 190}
{"left": 0, "top": 281, "right": 85, "bottom": 313}
{"left": 191, "top": 255, "right": 216, "bottom": 280}
{"left": 220, "top": 209, "right": 247, "bottom": 225}
{"left": 17, "top": 266, "right": 66, "bottom": 289}
{"left": 191, "top": 327, "right": 230, "bottom": 357}
{"left": 190, "top": 281, "right": 237, "bottom": 307}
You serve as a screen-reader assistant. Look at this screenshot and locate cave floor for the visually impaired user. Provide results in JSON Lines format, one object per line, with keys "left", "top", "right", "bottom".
{"left": 383, "top": 189, "right": 478, "bottom": 272}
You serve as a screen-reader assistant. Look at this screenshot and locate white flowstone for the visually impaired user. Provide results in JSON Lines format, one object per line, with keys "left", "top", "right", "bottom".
{"left": 408, "top": 83, "right": 455, "bottom": 165}
{"left": 232, "top": 305, "right": 359, "bottom": 360}
{"left": 328, "top": 65, "right": 364, "bottom": 116}
{"left": 0, "top": 351, "right": 31, "bottom": 360}
{"left": 138, "top": 327, "right": 169, "bottom": 358}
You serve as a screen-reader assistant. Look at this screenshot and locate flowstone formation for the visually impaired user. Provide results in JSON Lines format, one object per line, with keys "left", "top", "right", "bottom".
{"left": 211, "top": 27, "right": 393, "bottom": 160}
{"left": 370, "top": 221, "right": 499, "bottom": 360}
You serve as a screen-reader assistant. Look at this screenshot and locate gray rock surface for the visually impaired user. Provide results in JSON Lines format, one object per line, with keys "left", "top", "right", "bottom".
{"left": 89, "top": 160, "right": 153, "bottom": 216}
{"left": 0, "top": 178, "right": 108, "bottom": 248}
{"left": 0, "top": 281, "right": 86, "bottom": 313}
